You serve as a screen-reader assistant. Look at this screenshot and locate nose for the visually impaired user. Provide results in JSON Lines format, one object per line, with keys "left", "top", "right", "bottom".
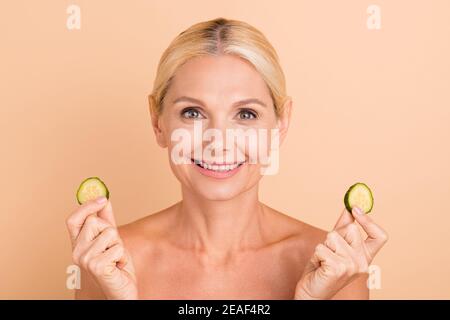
{"left": 206, "top": 111, "right": 230, "bottom": 133}
{"left": 202, "top": 113, "right": 234, "bottom": 160}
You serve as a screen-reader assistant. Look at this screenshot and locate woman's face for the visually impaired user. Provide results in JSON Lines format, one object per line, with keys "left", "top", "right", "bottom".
{"left": 151, "top": 54, "right": 291, "bottom": 201}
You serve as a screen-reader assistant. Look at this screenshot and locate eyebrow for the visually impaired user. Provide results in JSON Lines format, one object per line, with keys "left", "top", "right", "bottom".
{"left": 172, "top": 96, "right": 267, "bottom": 108}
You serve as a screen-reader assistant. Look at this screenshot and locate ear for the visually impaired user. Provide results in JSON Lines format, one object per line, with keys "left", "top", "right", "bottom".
{"left": 277, "top": 97, "right": 292, "bottom": 146}
{"left": 148, "top": 94, "right": 168, "bottom": 148}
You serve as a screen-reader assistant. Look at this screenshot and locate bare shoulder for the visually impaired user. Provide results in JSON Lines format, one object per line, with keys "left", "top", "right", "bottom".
{"left": 117, "top": 203, "right": 179, "bottom": 255}
{"left": 258, "top": 204, "right": 329, "bottom": 283}
{"left": 262, "top": 204, "right": 328, "bottom": 254}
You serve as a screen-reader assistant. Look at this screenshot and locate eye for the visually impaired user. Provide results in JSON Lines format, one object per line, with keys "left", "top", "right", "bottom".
{"left": 237, "top": 108, "right": 258, "bottom": 120}
{"left": 181, "top": 107, "right": 204, "bottom": 119}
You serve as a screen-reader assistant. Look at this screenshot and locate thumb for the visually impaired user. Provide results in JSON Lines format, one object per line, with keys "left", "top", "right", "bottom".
{"left": 333, "top": 208, "right": 354, "bottom": 230}
{"left": 97, "top": 199, "right": 117, "bottom": 227}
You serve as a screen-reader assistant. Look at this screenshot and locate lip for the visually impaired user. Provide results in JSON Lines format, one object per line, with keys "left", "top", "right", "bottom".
{"left": 191, "top": 158, "right": 245, "bottom": 179}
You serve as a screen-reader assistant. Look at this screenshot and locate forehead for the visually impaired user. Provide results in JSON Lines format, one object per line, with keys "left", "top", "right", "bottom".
{"left": 166, "top": 54, "right": 272, "bottom": 104}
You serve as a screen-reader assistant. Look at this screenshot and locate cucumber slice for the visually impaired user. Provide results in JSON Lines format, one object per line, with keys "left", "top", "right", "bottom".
{"left": 344, "top": 182, "right": 374, "bottom": 214}
{"left": 76, "top": 177, "right": 109, "bottom": 205}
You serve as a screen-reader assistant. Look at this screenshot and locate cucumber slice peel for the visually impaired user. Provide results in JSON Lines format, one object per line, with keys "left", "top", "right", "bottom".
{"left": 76, "top": 177, "right": 109, "bottom": 205}
{"left": 344, "top": 182, "right": 374, "bottom": 214}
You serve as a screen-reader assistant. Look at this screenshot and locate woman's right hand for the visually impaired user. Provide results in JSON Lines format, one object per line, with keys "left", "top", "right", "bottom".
{"left": 65, "top": 196, "right": 138, "bottom": 299}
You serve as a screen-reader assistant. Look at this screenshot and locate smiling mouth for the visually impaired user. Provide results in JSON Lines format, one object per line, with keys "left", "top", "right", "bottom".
{"left": 191, "top": 158, "right": 245, "bottom": 172}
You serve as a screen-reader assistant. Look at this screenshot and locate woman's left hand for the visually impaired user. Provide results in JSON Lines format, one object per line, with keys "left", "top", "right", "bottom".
{"left": 294, "top": 206, "right": 388, "bottom": 300}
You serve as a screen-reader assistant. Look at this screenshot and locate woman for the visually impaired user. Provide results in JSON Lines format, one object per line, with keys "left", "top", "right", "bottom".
{"left": 66, "top": 17, "right": 388, "bottom": 299}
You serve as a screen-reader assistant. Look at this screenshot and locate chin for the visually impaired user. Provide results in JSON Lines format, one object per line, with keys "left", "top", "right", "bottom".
{"left": 191, "top": 181, "right": 246, "bottom": 201}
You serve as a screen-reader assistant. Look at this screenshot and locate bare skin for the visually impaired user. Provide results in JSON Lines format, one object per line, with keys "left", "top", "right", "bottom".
{"left": 72, "top": 196, "right": 371, "bottom": 299}
{"left": 67, "top": 54, "right": 387, "bottom": 299}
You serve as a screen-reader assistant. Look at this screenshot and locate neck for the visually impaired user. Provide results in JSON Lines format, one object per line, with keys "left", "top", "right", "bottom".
{"left": 175, "top": 184, "right": 266, "bottom": 259}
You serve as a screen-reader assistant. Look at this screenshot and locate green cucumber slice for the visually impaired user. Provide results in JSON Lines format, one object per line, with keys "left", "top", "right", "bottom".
{"left": 76, "top": 177, "right": 110, "bottom": 205}
{"left": 344, "top": 182, "right": 374, "bottom": 214}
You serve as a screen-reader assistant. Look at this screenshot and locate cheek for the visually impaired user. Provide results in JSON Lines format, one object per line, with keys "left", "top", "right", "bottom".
{"left": 167, "top": 157, "right": 193, "bottom": 188}
{"left": 234, "top": 127, "right": 277, "bottom": 165}
{"left": 166, "top": 125, "right": 198, "bottom": 164}
{"left": 168, "top": 136, "right": 191, "bottom": 164}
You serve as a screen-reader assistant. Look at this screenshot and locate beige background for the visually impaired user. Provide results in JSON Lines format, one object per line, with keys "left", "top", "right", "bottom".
{"left": 1, "top": 0, "right": 449, "bottom": 299}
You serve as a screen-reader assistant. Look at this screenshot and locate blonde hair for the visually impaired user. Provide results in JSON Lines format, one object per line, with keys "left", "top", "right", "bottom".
{"left": 149, "top": 17, "right": 288, "bottom": 116}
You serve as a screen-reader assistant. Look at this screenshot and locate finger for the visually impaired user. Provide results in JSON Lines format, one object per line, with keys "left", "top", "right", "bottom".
{"left": 302, "top": 243, "right": 323, "bottom": 276}
{"left": 97, "top": 200, "right": 117, "bottom": 227}
{"left": 105, "top": 243, "right": 127, "bottom": 265}
{"left": 351, "top": 206, "right": 389, "bottom": 259}
{"left": 316, "top": 243, "right": 354, "bottom": 280}
{"left": 324, "top": 231, "right": 355, "bottom": 258}
{"left": 66, "top": 197, "right": 109, "bottom": 244}
{"left": 87, "top": 244, "right": 126, "bottom": 278}
{"left": 328, "top": 226, "right": 370, "bottom": 273}
{"left": 72, "top": 215, "right": 110, "bottom": 254}
{"left": 308, "top": 251, "right": 321, "bottom": 270}
{"left": 116, "top": 247, "right": 129, "bottom": 269}
{"left": 77, "top": 227, "right": 121, "bottom": 268}
{"left": 314, "top": 243, "right": 339, "bottom": 267}
{"left": 333, "top": 208, "right": 355, "bottom": 230}
{"left": 73, "top": 215, "right": 113, "bottom": 254}
{"left": 336, "top": 222, "right": 364, "bottom": 250}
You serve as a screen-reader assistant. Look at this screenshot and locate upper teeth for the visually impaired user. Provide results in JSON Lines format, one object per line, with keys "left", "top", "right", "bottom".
{"left": 194, "top": 160, "right": 241, "bottom": 172}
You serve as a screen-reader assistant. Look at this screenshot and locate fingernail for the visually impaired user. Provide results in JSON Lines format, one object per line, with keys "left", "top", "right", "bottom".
{"left": 352, "top": 206, "right": 363, "bottom": 215}
{"left": 96, "top": 196, "right": 107, "bottom": 204}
